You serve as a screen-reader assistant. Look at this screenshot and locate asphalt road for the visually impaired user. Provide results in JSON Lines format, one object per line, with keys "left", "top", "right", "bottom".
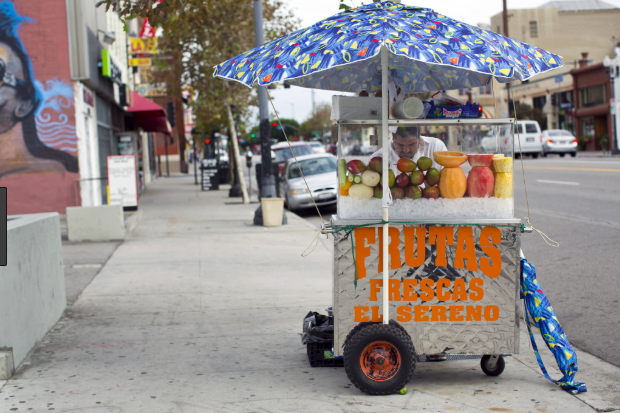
{"left": 290, "top": 154, "right": 620, "bottom": 367}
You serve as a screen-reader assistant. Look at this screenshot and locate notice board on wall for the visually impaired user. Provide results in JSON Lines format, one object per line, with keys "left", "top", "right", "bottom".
{"left": 107, "top": 155, "right": 138, "bottom": 208}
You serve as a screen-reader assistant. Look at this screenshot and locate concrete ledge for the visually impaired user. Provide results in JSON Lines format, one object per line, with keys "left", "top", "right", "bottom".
{"left": 1, "top": 213, "right": 66, "bottom": 375}
{"left": 0, "top": 351, "right": 14, "bottom": 380}
{"left": 67, "top": 205, "right": 126, "bottom": 242}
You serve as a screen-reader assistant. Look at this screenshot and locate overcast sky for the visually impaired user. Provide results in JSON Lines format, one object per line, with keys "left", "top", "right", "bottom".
{"left": 259, "top": 0, "right": 620, "bottom": 127}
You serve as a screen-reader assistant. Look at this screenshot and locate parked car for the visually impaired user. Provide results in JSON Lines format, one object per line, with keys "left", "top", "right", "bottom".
{"left": 309, "top": 141, "right": 326, "bottom": 153}
{"left": 269, "top": 142, "right": 314, "bottom": 175}
{"left": 541, "top": 129, "right": 578, "bottom": 157}
{"left": 480, "top": 130, "right": 499, "bottom": 153}
{"left": 501, "top": 120, "right": 543, "bottom": 158}
{"left": 326, "top": 144, "right": 338, "bottom": 155}
{"left": 279, "top": 154, "right": 338, "bottom": 212}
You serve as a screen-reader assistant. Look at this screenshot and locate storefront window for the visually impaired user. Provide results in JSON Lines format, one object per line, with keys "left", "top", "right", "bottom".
{"left": 581, "top": 117, "right": 595, "bottom": 138}
{"left": 579, "top": 85, "right": 606, "bottom": 108}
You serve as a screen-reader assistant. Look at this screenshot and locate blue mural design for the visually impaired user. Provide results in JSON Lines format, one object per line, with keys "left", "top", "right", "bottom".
{"left": 0, "top": 1, "right": 77, "bottom": 176}
{"left": 214, "top": 1, "right": 563, "bottom": 93}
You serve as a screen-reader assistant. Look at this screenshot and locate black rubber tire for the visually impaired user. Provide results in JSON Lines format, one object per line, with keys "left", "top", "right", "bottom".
{"left": 481, "top": 355, "right": 505, "bottom": 376}
{"left": 344, "top": 323, "right": 416, "bottom": 395}
{"left": 542, "top": 151, "right": 547, "bottom": 157}
{"left": 570, "top": 152, "right": 577, "bottom": 157}
{"left": 532, "top": 152, "right": 539, "bottom": 159}
{"left": 559, "top": 153, "right": 566, "bottom": 157}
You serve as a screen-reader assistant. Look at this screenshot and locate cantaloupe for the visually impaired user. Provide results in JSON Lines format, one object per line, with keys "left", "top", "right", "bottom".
{"left": 438, "top": 167, "right": 467, "bottom": 199}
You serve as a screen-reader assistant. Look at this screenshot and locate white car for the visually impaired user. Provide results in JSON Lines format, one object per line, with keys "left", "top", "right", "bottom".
{"left": 309, "top": 141, "right": 326, "bottom": 153}
{"left": 542, "top": 130, "right": 577, "bottom": 157}
{"left": 500, "top": 120, "right": 543, "bottom": 158}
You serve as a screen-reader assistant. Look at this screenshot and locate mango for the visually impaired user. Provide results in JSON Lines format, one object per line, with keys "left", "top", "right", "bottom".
{"left": 422, "top": 185, "right": 440, "bottom": 199}
{"left": 397, "top": 158, "right": 417, "bottom": 173}
{"left": 368, "top": 156, "right": 382, "bottom": 173}
{"left": 417, "top": 156, "right": 432, "bottom": 171}
{"left": 405, "top": 185, "right": 422, "bottom": 200}
{"left": 390, "top": 187, "right": 405, "bottom": 200}
{"left": 410, "top": 170, "right": 424, "bottom": 186}
{"left": 494, "top": 172, "right": 512, "bottom": 198}
{"left": 346, "top": 160, "right": 367, "bottom": 174}
{"left": 395, "top": 172, "right": 410, "bottom": 188}
{"left": 380, "top": 169, "right": 396, "bottom": 188}
{"left": 425, "top": 167, "right": 440, "bottom": 186}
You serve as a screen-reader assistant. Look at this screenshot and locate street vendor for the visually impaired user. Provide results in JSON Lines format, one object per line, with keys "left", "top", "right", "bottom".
{"left": 369, "top": 126, "right": 447, "bottom": 174}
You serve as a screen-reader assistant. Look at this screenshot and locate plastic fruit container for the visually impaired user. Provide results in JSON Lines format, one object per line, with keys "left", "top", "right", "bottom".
{"left": 433, "top": 151, "right": 468, "bottom": 168}
{"left": 467, "top": 154, "right": 494, "bottom": 167}
{"left": 492, "top": 157, "right": 513, "bottom": 173}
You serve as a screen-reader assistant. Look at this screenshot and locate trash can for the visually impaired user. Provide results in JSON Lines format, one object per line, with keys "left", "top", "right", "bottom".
{"left": 260, "top": 198, "right": 284, "bottom": 227}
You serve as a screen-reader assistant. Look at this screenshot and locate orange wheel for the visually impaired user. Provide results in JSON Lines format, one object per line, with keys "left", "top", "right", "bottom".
{"left": 360, "top": 341, "right": 402, "bottom": 381}
{"left": 344, "top": 322, "right": 416, "bottom": 395}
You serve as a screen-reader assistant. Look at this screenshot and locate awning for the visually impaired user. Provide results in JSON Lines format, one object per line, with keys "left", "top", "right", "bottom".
{"left": 125, "top": 91, "right": 171, "bottom": 133}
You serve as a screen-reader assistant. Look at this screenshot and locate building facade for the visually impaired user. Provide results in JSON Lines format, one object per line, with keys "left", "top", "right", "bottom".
{"left": 570, "top": 57, "right": 614, "bottom": 151}
{"left": 487, "top": 1, "right": 620, "bottom": 145}
{"left": 2, "top": 0, "right": 185, "bottom": 215}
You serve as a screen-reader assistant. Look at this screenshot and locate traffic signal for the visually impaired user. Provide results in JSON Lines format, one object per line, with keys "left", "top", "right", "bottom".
{"left": 167, "top": 102, "right": 176, "bottom": 127}
{"left": 550, "top": 94, "right": 557, "bottom": 106}
{"left": 272, "top": 122, "right": 277, "bottom": 127}
{"left": 251, "top": 133, "right": 256, "bottom": 138}
{"left": 205, "top": 139, "right": 210, "bottom": 145}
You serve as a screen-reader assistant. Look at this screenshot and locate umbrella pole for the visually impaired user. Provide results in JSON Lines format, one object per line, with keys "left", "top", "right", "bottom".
{"left": 381, "top": 45, "right": 389, "bottom": 325}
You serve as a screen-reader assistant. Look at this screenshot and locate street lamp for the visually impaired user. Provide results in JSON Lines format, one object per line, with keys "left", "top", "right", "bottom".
{"left": 603, "top": 48, "right": 620, "bottom": 155}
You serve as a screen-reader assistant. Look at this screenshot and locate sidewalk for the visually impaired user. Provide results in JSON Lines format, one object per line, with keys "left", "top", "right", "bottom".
{"left": 1, "top": 175, "right": 619, "bottom": 412}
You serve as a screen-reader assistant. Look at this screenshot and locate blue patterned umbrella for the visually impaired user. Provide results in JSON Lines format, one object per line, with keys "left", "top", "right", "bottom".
{"left": 214, "top": 1, "right": 563, "bottom": 93}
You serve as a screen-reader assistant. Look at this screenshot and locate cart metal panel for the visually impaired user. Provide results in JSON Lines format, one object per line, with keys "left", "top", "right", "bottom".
{"left": 333, "top": 219, "right": 521, "bottom": 357}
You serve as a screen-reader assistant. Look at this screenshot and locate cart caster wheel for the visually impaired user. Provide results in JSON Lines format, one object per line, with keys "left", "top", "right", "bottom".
{"left": 344, "top": 323, "right": 415, "bottom": 395}
{"left": 481, "top": 355, "right": 505, "bottom": 377}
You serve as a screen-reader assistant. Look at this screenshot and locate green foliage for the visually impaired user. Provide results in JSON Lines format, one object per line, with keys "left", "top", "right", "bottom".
{"left": 298, "top": 103, "right": 333, "bottom": 140}
{"left": 97, "top": 0, "right": 298, "bottom": 137}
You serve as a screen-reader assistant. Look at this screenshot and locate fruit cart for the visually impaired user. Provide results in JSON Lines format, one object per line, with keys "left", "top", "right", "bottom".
{"left": 318, "top": 113, "right": 525, "bottom": 394}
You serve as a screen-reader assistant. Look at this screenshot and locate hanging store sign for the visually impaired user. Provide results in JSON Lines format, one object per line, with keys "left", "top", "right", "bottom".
{"left": 136, "top": 83, "right": 167, "bottom": 97}
{"left": 101, "top": 49, "right": 123, "bottom": 85}
{"left": 128, "top": 58, "right": 152, "bottom": 67}
{"left": 129, "top": 37, "right": 158, "bottom": 55}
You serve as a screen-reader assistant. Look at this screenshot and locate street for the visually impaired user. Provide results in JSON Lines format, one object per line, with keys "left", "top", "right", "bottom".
{"left": 280, "top": 154, "right": 620, "bottom": 367}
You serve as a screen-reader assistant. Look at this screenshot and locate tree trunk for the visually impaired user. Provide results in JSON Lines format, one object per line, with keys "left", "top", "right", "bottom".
{"left": 225, "top": 99, "right": 249, "bottom": 204}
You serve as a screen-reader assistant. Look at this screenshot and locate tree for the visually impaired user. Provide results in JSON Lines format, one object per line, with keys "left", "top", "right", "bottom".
{"left": 98, "top": 0, "right": 298, "bottom": 203}
{"left": 298, "top": 103, "right": 333, "bottom": 141}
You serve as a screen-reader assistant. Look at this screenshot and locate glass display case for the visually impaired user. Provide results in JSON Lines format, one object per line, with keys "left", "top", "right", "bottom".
{"left": 336, "top": 119, "right": 515, "bottom": 220}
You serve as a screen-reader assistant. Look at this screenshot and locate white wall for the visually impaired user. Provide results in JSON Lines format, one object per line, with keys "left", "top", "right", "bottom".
{"left": 74, "top": 81, "right": 102, "bottom": 207}
{"left": 1, "top": 214, "right": 66, "bottom": 374}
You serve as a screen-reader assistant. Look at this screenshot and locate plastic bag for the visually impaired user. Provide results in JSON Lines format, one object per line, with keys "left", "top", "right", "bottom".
{"left": 301, "top": 311, "right": 334, "bottom": 344}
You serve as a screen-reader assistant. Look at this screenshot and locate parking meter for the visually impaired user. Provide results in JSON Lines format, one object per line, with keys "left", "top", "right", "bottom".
{"left": 246, "top": 152, "right": 253, "bottom": 168}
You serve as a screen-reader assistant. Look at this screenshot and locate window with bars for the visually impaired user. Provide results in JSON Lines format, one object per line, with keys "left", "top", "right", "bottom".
{"left": 529, "top": 21, "right": 538, "bottom": 38}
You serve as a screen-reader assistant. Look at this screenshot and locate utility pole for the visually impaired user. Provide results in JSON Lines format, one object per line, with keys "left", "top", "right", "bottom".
{"left": 254, "top": 0, "right": 286, "bottom": 225}
{"left": 503, "top": 0, "right": 509, "bottom": 37}
{"left": 254, "top": 0, "right": 275, "bottom": 199}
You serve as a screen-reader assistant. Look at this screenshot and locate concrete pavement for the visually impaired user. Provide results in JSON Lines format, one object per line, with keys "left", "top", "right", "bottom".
{"left": 1, "top": 175, "right": 619, "bottom": 412}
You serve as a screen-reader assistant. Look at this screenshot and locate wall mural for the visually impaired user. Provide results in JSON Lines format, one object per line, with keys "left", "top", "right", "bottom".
{"left": 0, "top": 0, "right": 80, "bottom": 214}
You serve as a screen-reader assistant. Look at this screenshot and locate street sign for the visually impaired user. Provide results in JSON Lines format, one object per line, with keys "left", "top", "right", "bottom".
{"left": 136, "top": 83, "right": 167, "bottom": 97}
{"left": 129, "top": 58, "right": 152, "bottom": 67}
{"left": 129, "top": 37, "right": 158, "bottom": 54}
{"left": 555, "top": 75, "right": 563, "bottom": 83}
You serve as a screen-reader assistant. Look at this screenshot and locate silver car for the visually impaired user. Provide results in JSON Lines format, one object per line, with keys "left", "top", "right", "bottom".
{"left": 279, "top": 154, "right": 338, "bottom": 212}
{"left": 542, "top": 129, "right": 577, "bottom": 157}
